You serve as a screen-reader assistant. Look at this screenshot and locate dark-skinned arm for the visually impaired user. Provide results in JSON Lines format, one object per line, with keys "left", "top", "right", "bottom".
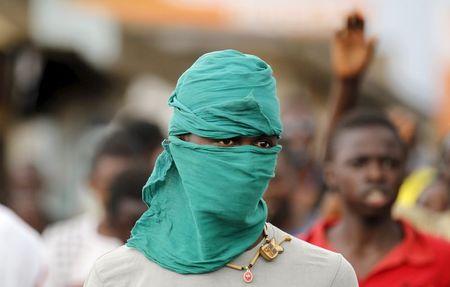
{"left": 327, "top": 12, "right": 376, "bottom": 133}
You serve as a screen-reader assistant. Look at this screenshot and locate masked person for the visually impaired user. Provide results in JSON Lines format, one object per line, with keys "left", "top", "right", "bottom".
{"left": 84, "top": 50, "right": 357, "bottom": 287}
{"left": 302, "top": 111, "right": 450, "bottom": 287}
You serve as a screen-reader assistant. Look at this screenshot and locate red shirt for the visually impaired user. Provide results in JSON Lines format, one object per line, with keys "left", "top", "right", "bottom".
{"left": 301, "top": 219, "right": 450, "bottom": 287}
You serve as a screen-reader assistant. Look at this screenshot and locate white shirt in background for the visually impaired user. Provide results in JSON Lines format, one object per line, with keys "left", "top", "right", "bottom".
{"left": 0, "top": 204, "right": 47, "bottom": 287}
{"left": 43, "top": 212, "right": 122, "bottom": 287}
{"left": 69, "top": 228, "right": 122, "bottom": 285}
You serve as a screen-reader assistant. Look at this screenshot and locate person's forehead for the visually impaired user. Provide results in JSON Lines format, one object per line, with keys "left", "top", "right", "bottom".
{"left": 94, "top": 155, "right": 134, "bottom": 178}
{"left": 334, "top": 126, "right": 402, "bottom": 159}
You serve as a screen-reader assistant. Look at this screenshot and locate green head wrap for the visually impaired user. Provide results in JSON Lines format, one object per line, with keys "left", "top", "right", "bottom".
{"left": 127, "top": 49, "right": 282, "bottom": 274}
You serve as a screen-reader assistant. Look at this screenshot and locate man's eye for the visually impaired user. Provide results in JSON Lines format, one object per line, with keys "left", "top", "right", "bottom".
{"left": 217, "top": 139, "right": 235, "bottom": 146}
{"left": 381, "top": 158, "right": 400, "bottom": 169}
{"left": 255, "top": 140, "right": 273, "bottom": 149}
{"left": 350, "top": 158, "right": 368, "bottom": 168}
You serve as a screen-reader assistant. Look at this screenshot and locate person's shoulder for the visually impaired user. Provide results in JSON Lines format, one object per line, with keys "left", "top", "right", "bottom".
{"left": 94, "top": 245, "right": 144, "bottom": 265}
{"left": 403, "top": 220, "right": 450, "bottom": 253}
{"left": 0, "top": 204, "right": 43, "bottom": 248}
{"left": 414, "top": 227, "right": 450, "bottom": 285}
{"left": 270, "top": 223, "right": 342, "bottom": 263}
{"left": 0, "top": 204, "right": 47, "bottom": 285}
{"left": 43, "top": 212, "right": 95, "bottom": 242}
{"left": 419, "top": 230, "right": 450, "bottom": 258}
{"left": 268, "top": 224, "right": 357, "bottom": 286}
{"left": 87, "top": 245, "right": 151, "bottom": 285}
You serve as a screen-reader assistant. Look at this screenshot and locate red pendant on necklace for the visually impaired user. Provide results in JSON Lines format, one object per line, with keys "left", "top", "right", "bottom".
{"left": 243, "top": 269, "right": 254, "bottom": 283}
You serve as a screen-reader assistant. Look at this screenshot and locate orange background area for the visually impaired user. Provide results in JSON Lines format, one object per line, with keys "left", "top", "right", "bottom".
{"left": 77, "top": 0, "right": 228, "bottom": 28}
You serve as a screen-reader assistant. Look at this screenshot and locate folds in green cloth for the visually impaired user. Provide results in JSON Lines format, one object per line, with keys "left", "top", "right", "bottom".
{"left": 127, "top": 49, "right": 283, "bottom": 274}
{"left": 168, "top": 49, "right": 282, "bottom": 138}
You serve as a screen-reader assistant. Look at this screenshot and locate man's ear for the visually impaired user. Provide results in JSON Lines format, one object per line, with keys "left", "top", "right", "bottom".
{"left": 324, "top": 162, "right": 337, "bottom": 192}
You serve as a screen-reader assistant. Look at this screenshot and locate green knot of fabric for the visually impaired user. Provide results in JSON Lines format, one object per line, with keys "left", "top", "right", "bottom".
{"left": 168, "top": 49, "right": 282, "bottom": 138}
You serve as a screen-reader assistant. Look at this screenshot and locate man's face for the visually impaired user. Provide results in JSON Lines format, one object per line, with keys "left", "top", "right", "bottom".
{"left": 90, "top": 156, "right": 135, "bottom": 207}
{"left": 326, "top": 126, "right": 405, "bottom": 219}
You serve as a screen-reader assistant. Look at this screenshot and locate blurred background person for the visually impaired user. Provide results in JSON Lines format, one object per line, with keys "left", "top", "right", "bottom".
{"left": 303, "top": 111, "right": 450, "bottom": 286}
{"left": 115, "top": 117, "right": 165, "bottom": 169}
{"left": 0, "top": 203, "right": 47, "bottom": 287}
{"left": 386, "top": 106, "right": 425, "bottom": 173}
{"left": 43, "top": 123, "right": 161, "bottom": 287}
{"left": 319, "top": 12, "right": 440, "bottom": 227}
{"left": 313, "top": 12, "right": 376, "bottom": 223}
{"left": 393, "top": 133, "right": 450, "bottom": 240}
{"left": 5, "top": 163, "right": 50, "bottom": 233}
{"left": 68, "top": 166, "right": 148, "bottom": 287}
{"left": 417, "top": 134, "right": 450, "bottom": 212}
{"left": 264, "top": 152, "right": 296, "bottom": 230}
{"left": 278, "top": 98, "right": 325, "bottom": 234}
{"left": 265, "top": 12, "right": 376, "bottom": 233}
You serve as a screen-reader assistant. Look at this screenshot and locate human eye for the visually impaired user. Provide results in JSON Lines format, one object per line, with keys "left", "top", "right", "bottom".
{"left": 381, "top": 157, "right": 400, "bottom": 169}
{"left": 254, "top": 137, "right": 275, "bottom": 149}
{"left": 349, "top": 157, "right": 368, "bottom": 168}
{"left": 216, "top": 138, "right": 237, "bottom": 147}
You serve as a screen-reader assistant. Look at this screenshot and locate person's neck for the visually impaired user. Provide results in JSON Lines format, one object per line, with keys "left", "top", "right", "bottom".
{"left": 97, "top": 218, "right": 118, "bottom": 239}
{"left": 329, "top": 211, "right": 402, "bottom": 252}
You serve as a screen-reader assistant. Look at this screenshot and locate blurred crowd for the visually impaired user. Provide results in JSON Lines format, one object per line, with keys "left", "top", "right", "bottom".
{"left": 0, "top": 10, "right": 449, "bottom": 287}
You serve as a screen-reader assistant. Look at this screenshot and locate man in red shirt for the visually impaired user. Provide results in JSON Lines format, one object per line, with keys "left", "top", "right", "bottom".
{"left": 302, "top": 111, "right": 450, "bottom": 287}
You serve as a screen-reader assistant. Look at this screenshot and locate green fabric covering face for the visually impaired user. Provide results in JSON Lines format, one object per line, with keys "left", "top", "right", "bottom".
{"left": 127, "top": 49, "right": 283, "bottom": 274}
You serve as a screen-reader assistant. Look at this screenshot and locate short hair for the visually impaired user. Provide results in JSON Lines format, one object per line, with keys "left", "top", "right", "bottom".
{"left": 90, "top": 128, "right": 141, "bottom": 174}
{"left": 117, "top": 118, "right": 164, "bottom": 156}
{"left": 326, "top": 110, "right": 404, "bottom": 161}
{"left": 106, "top": 166, "right": 148, "bottom": 218}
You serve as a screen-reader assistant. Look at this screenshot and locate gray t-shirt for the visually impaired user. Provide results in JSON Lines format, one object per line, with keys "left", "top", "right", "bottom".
{"left": 84, "top": 223, "right": 357, "bottom": 287}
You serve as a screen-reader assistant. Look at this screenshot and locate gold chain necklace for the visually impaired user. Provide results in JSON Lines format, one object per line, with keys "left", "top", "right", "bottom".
{"left": 225, "top": 225, "right": 292, "bottom": 283}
